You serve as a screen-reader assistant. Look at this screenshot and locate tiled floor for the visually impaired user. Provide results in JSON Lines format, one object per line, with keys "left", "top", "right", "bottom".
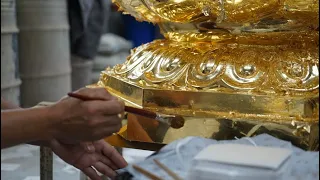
{"left": 1, "top": 145, "right": 153, "bottom": 180}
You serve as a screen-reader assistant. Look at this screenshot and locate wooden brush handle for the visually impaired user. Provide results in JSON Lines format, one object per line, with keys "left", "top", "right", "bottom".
{"left": 67, "top": 92, "right": 157, "bottom": 119}
{"left": 124, "top": 106, "right": 156, "bottom": 119}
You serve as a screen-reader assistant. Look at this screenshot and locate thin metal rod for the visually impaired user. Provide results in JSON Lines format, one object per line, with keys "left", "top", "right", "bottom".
{"left": 40, "top": 146, "right": 53, "bottom": 180}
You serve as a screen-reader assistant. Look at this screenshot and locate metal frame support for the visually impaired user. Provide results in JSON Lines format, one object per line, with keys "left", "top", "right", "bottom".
{"left": 40, "top": 146, "right": 53, "bottom": 180}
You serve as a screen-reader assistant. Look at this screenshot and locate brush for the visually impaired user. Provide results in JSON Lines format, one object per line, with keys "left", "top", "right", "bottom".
{"left": 132, "top": 164, "right": 163, "bottom": 180}
{"left": 67, "top": 92, "right": 185, "bottom": 129}
{"left": 153, "top": 159, "right": 182, "bottom": 180}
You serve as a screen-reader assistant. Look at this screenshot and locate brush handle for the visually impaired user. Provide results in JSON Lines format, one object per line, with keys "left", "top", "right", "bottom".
{"left": 123, "top": 106, "right": 157, "bottom": 119}
{"left": 67, "top": 92, "right": 157, "bottom": 119}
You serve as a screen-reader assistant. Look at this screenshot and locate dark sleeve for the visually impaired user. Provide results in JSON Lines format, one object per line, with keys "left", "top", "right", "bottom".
{"left": 67, "top": 0, "right": 105, "bottom": 60}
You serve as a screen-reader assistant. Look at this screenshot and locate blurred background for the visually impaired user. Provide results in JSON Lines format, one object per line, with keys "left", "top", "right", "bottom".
{"left": 1, "top": 0, "right": 160, "bottom": 179}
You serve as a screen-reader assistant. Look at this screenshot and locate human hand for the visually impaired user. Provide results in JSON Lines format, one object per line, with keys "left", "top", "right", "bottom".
{"left": 1, "top": 97, "right": 20, "bottom": 110}
{"left": 50, "top": 139, "right": 128, "bottom": 180}
{"left": 49, "top": 88, "right": 125, "bottom": 142}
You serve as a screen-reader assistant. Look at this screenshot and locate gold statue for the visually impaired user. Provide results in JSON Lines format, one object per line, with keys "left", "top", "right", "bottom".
{"left": 95, "top": 0, "right": 319, "bottom": 151}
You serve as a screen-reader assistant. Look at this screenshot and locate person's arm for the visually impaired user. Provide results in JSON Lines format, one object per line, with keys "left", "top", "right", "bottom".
{"left": 1, "top": 98, "right": 50, "bottom": 147}
{"left": 1, "top": 88, "right": 124, "bottom": 149}
{"left": 1, "top": 107, "right": 58, "bottom": 149}
{"left": 1, "top": 97, "right": 20, "bottom": 110}
{"left": 0, "top": 98, "right": 91, "bottom": 150}
{"left": 1, "top": 91, "right": 127, "bottom": 180}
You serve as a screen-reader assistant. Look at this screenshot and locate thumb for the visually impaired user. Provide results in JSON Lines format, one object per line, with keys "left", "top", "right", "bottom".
{"left": 49, "top": 139, "right": 76, "bottom": 165}
{"left": 50, "top": 139, "right": 65, "bottom": 152}
{"left": 50, "top": 139, "right": 67, "bottom": 154}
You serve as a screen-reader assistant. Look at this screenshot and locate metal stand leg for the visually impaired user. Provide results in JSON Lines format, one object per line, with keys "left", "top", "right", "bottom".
{"left": 40, "top": 146, "right": 53, "bottom": 180}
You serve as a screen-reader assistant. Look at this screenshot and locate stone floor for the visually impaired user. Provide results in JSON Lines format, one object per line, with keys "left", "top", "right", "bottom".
{"left": 1, "top": 145, "right": 153, "bottom": 180}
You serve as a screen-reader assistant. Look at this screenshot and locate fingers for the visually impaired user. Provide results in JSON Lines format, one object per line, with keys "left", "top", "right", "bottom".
{"left": 49, "top": 139, "right": 65, "bottom": 154}
{"left": 89, "top": 114, "right": 122, "bottom": 126}
{"left": 75, "top": 88, "right": 117, "bottom": 101}
{"left": 98, "top": 154, "right": 118, "bottom": 170}
{"left": 102, "top": 142, "right": 128, "bottom": 169}
{"left": 55, "top": 87, "right": 124, "bottom": 143}
{"left": 89, "top": 126, "right": 122, "bottom": 141}
{"left": 82, "top": 99, "right": 125, "bottom": 116}
{"left": 83, "top": 167, "right": 102, "bottom": 180}
{"left": 93, "top": 162, "right": 117, "bottom": 178}
{"left": 74, "top": 88, "right": 125, "bottom": 116}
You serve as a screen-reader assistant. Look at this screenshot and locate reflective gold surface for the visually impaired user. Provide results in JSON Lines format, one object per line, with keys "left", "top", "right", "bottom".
{"left": 104, "top": 38, "right": 318, "bottom": 94}
{"left": 95, "top": 0, "right": 319, "bottom": 150}
{"left": 123, "top": 114, "right": 319, "bottom": 151}
{"left": 113, "top": 0, "right": 319, "bottom": 29}
{"left": 36, "top": 101, "right": 319, "bottom": 151}
{"left": 98, "top": 38, "right": 319, "bottom": 123}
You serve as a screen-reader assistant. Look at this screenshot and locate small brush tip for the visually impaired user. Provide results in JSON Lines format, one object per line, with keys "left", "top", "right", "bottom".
{"left": 170, "top": 116, "right": 185, "bottom": 129}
